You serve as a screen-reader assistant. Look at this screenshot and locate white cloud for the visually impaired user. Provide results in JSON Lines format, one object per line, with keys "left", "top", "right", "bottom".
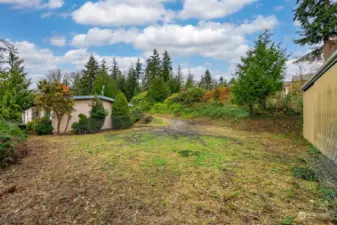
{"left": 235, "top": 15, "right": 278, "bottom": 34}
{"left": 49, "top": 36, "right": 66, "bottom": 47}
{"left": 72, "top": 0, "right": 169, "bottom": 26}
{"left": 0, "top": 0, "right": 63, "bottom": 9}
{"left": 47, "top": 0, "right": 63, "bottom": 9}
{"left": 71, "top": 27, "right": 139, "bottom": 47}
{"left": 13, "top": 41, "right": 144, "bottom": 83}
{"left": 273, "top": 5, "right": 284, "bottom": 11}
{"left": 179, "top": 0, "right": 257, "bottom": 20}
{"left": 71, "top": 15, "right": 277, "bottom": 64}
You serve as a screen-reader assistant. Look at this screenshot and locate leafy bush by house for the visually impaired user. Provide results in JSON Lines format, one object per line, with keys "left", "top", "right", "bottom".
{"left": 292, "top": 166, "right": 318, "bottom": 182}
{"left": 0, "top": 120, "right": 27, "bottom": 167}
{"left": 72, "top": 114, "right": 90, "bottom": 135}
{"left": 32, "top": 118, "right": 53, "bottom": 135}
{"left": 111, "top": 93, "right": 133, "bottom": 129}
{"left": 88, "top": 97, "right": 107, "bottom": 133}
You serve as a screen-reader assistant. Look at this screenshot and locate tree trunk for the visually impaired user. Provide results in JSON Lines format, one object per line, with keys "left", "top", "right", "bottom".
{"left": 323, "top": 0, "right": 333, "bottom": 60}
{"left": 56, "top": 113, "right": 63, "bottom": 135}
{"left": 64, "top": 114, "right": 72, "bottom": 133}
{"left": 249, "top": 104, "right": 253, "bottom": 116}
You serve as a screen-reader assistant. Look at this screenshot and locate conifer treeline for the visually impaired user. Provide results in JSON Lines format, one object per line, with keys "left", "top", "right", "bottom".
{"left": 70, "top": 49, "right": 226, "bottom": 101}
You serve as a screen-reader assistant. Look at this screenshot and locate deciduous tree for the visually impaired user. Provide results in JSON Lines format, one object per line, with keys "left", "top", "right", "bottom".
{"left": 36, "top": 80, "right": 74, "bottom": 134}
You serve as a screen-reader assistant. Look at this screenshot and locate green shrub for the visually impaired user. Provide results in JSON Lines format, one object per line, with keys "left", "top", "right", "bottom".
{"left": 169, "top": 103, "right": 186, "bottom": 116}
{"left": 112, "top": 93, "right": 133, "bottom": 129}
{"left": 26, "top": 120, "right": 36, "bottom": 132}
{"left": 180, "top": 88, "right": 205, "bottom": 105}
{"left": 0, "top": 120, "right": 26, "bottom": 167}
{"left": 292, "top": 166, "right": 318, "bottom": 182}
{"left": 194, "top": 103, "right": 249, "bottom": 119}
{"left": 150, "top": 103, "right": 169, "bottom": 114}
{"left": 131, "top": 91, "right": 155, "bottom": 111}
{"left": 111, "top": 115, "right": 133, "bottom": 129}
{"left": 72, "top": 114, "right": 89, "bottom": 135}
{"left": 88, "top": 97, "right": 107, "bottom": 133}
{"left": 164, "top": 93, "right": 182, "bottom": 106}
{"left": 131, "top": 109, "right": 144, "bottom": 123}
{"left": 33, "top": 118, "right": 53, "bottom": 135}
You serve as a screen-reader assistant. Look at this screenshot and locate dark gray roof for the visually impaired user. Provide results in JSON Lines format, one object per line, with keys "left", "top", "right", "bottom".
{"left": 303, "top": 51, "right": 337, "bottom": 91}
{"left": 73, "top": 95, "right": 114, "bottom": 102}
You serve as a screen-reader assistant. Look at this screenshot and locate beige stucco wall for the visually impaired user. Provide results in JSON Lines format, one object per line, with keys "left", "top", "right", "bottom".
{"left": 52, "top": 99, "right": 113, "bottom": 133}
{"left": 303, "top": 63, "right": 337, "bottom": 163}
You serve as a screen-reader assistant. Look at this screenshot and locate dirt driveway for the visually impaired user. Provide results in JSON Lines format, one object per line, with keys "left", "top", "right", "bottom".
{"left": 0, "top": 117, "right": 332, "bottom": 224}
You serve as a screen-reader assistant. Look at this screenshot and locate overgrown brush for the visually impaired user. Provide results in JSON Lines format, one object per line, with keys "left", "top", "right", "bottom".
{"left": 0, "top": 120, "right": 27, "bottom": 167}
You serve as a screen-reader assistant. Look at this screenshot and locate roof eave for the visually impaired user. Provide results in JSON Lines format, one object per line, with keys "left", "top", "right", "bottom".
{"left": 302, "top": 50, "right": 337, "bottom": 91}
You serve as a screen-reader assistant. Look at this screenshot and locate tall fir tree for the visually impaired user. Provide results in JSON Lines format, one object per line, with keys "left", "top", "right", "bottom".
{"left": 185, "top": 69, "right": 195, "bottom": 90}
{"left": 161, "top": 50, "right": 172, "bottom": 82}
{"left": 81, "top": 55, "right": 99, "bottom": 95}
{"left": 204, "top": 69, "right": 212, "bottom": 90}
{"left": 0, "top": 50, "right": 34, "bottom": 122}
{"left": 232, "top": 31, "right": 287, "bottom": 114}
{"left": 294, "top": 0, "right": 337, "bottom": 61}
{"left": 125, "top": 66, "right": 140, "bottom": 101}
{"left": 219, "top": 76, "right": 224, "bottom": 87}
{"left": 111, "top": 57, "right": 121, "bottom": 80}
{"left": 93, "top": 59, "right": 119, "bottom": 98}
{"left": 144, "top": 49, "right": 161, "bottom": 90}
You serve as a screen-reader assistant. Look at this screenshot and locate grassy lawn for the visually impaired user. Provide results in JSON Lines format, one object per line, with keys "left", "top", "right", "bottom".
{"left": 0, "top": 117, "right": 332, "bottom": 224}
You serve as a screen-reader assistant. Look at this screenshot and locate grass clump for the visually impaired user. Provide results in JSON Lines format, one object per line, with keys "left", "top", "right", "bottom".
{"left": 281, "top": 216, "right": 295, "bottom": 225}
{"left": 292, "top": 166, "right": 318, "bottom": 182}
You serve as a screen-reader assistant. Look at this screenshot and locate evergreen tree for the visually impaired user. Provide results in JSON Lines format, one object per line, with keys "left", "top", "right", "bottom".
{"left": 176, "top": 64, "right": 184, "bottom": 89}
{"left": 185, "top": 69, "right": 195, "bottom": 90}
{"left": 232, "top": 31, "right": 287, "bottom": 114}
{"left": 0, "top": 50, "right": 34, "bottom": 122}
{"left": 118, "top": 72, "right": 127, "bottom": 94}
{"left": 161, "top": 50, "right": 172, "bottom": 82}
{"left": 111, "top": 57, "right": 121, "bottom": 80}
{"left": 125, "top": 66, "right": 139, "bottom": 101}
{"left": 144, "top": 49, "right": 161, "bottom": 90}
{"left": 93, "top": 59, "right": 119, "bottom": 98}
{"left": 135, "top": 58, "right": 143, "bottom": 81}
{"left": 111, "top": 93, "right": 133, "bottom": 129}
{"left": 148, "top": 77, "right": 170, "bottom": 102}
{"left": 81, "top": 55, "right": 99, "bottom": 95}
{"left": 204, "top": 69, "right": 212, "bottom": 90}
{"left": 294, "top": 0, "right": 337, "bottom": 61}
{"left": 219, "top": 76, "right": 224, "bottom": 87}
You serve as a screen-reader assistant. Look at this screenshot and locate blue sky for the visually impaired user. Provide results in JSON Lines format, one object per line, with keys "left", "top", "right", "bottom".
{"left": 0, "top": 0, "right": 311, "bottom": 83}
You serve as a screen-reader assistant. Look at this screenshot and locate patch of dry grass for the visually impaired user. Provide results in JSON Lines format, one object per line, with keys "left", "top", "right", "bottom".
{"left": 0, "top": 118, "right": 332, "bottom": 225}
